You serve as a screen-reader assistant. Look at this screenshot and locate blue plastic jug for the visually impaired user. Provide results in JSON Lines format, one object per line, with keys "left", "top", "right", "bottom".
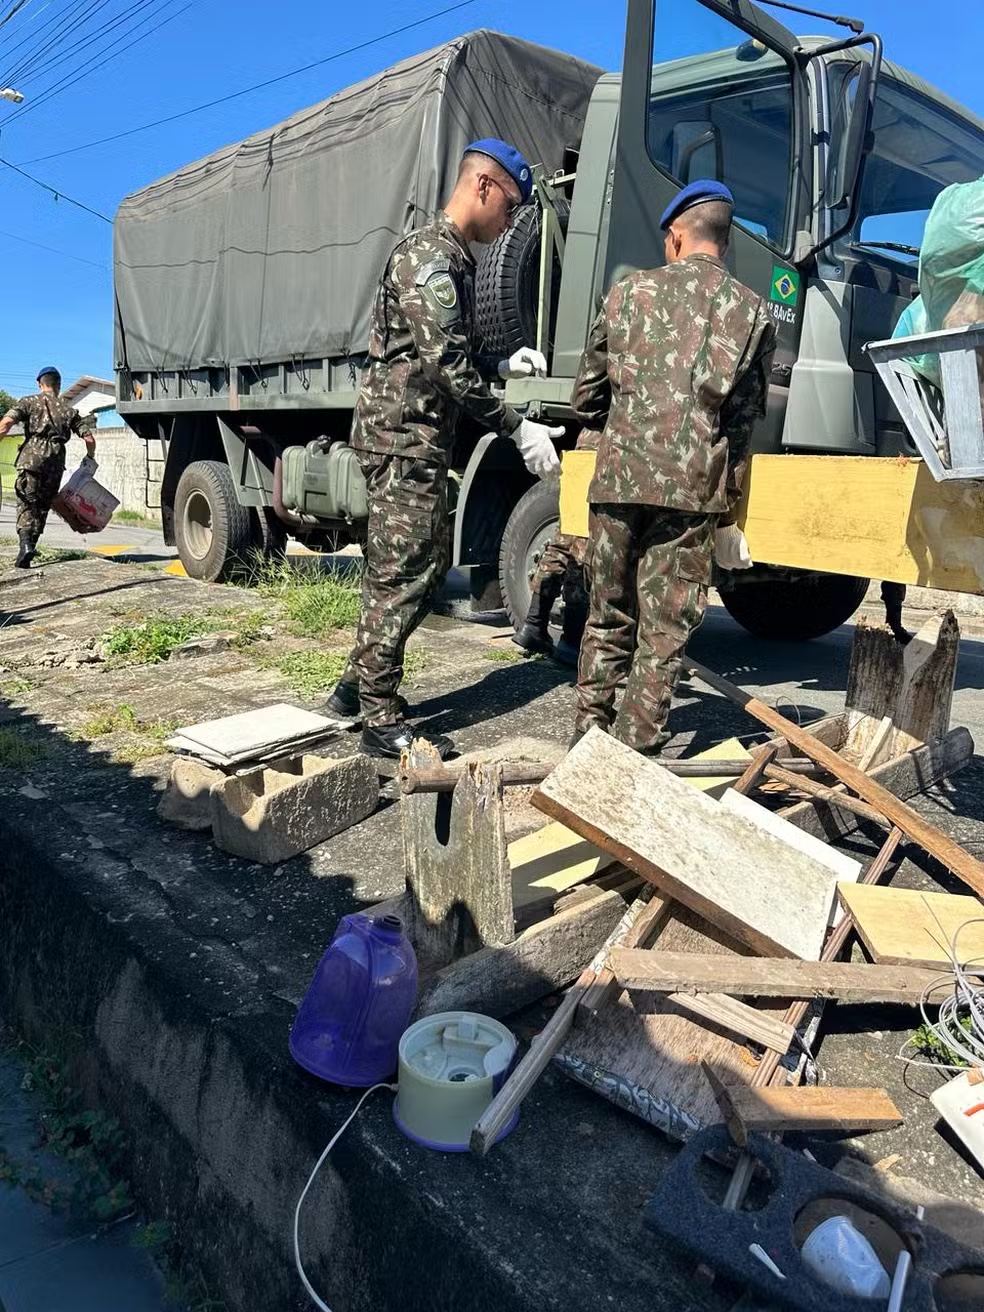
{"left": 289, "top": 913, "right": 418, "bottom": 1087}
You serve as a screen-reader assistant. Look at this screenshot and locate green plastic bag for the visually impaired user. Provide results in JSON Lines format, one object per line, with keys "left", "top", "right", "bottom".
{"left": 893, "top": 175, "right": 984, "bottom": 386}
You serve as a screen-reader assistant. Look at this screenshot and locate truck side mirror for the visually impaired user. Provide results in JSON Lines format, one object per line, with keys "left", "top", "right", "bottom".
{"left": 834, "top": 61, "right": 873, "bottom": 210}
{"left": 670, "top": 120, "right": 723, "bottom": 184}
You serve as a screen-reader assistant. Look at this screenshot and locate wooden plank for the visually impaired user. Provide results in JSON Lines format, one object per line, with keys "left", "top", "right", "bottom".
{"left": 561, "top": 448, "right": 984, "bottom": 593}
{"left": 416, "top": 880, "right": 632, "bottom": 1021}
{"left": 778, "top": 729, "right": 974, "bottom": 845}
{"left": 680, "top": 737, "right": 754, "bottom": 798}
{"left": 532, "top": 730, "right": 845, "bottom": 960}
{"left": 665, "top": 992, "right": 794, "bottom": 1054}
{"left": 687, "top": 660, "right": 984, "bottom": 899}
{"left": 736, "top": 454, "right": 984, "bottom": 591}
{"left": 703, "top": 1076, "right": 903, "bottom": 1147}
{"left": 509, "top": 822, "right": 615, "bottom": 911}
{"left": 469, "top": 887, "right": 670, "bottom": 1156}
{"left": 766, "top": 765, "right": 890, "bottom": 829}
{"left": 402, "top": 744, "right": 513, "bottom": 970}
{"left": 611, "top": 950, "right": 955, "bottom": 1005}
{"left": 836, "top": 883, "right": 984, "bottom": 970}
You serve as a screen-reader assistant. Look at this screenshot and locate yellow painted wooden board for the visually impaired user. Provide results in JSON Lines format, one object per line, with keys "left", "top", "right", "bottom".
{"left": 559, "top": 450, "right": 984, "bottom": 594}
{"left": 836, "top": 882, "right": 984, "bottom": 969}
{"left": 510, "top": 738, "right": 752, "bottom": 910}
{"left": 739, "top": 455, "right": 984, "bottom": 592}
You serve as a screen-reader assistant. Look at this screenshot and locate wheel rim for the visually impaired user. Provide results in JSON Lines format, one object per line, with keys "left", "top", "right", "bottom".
{"left": 183, "top": 490, "right": 213, "bottom": 560}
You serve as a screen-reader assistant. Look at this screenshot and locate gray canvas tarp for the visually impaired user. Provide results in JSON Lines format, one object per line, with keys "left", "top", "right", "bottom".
{"left": 114, "top": 30, "right": 603, "bottom": 373}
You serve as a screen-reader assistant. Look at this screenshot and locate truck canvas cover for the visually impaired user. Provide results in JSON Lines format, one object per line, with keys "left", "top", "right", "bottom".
{"left": 113, "top": 30, "right": 602, "bottom": 374}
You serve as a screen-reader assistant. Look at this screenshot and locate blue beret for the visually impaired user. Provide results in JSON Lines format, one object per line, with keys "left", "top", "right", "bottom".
{"left": 36, "top": 365, "right": 60, "bottom": 380}
{"left": 659, "top": 180, "right": 735, "bottom": 231}
{"left": 464, "top": 138, "right": 533, "bottom": 204}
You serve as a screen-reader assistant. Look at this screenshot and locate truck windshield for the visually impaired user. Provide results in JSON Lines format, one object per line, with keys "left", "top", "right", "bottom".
{"left": 647, "top": 0, "right": 795, "bottom": 250}
{"left": 831, "top": 65, "right": 984, "bottom": 264}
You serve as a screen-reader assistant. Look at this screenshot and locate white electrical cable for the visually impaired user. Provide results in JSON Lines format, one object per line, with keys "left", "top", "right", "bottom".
{"left": 293, "top": 1083, "right": 397, "bottom": 1312}
{"left": 897, "top": 916, "right": 984, "bottom": 1073}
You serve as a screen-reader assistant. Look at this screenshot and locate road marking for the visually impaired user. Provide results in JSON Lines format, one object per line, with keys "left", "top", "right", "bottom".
{"left": 165, "top": 560, "right": 187, "bottom": 576}
{"left": 88, "top": 544, "right": 132, "bottom": 556}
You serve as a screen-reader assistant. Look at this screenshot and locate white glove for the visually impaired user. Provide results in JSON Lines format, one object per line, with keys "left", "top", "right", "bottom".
{"left": 499, "top": 346, "right": 548, "bottom": 380}
{"left": 715, "top": 523, "right": 753, "bottom": 571}
{"left": 512, "top": 418, "right": 563, "bottom": 479}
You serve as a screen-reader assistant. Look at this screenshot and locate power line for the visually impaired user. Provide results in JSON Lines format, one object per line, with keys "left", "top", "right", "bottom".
{"left": 19, "top": 0, "right": 479, "bottom": 164}
{"left": 0, "top": 0, "right": 33, "bottom": 31}
{"left": 0, "top": 224, "right": 107, "bottom": 266}
{"left": 4, "top": 0, "right": 188, "bottom": 126}
{"left": 0, "top": 152, "right": 111, "bottom": 220}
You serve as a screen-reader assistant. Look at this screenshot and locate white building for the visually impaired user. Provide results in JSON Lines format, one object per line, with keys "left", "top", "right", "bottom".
{"left": 62, "top": 376, "right": 121, "bottom": 427}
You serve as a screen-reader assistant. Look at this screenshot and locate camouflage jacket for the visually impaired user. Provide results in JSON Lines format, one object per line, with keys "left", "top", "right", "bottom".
{"left": 573, "top": 254, "right": 776, "bottom": 513}
{"left": 351, "top": 213, "right": 521, "bottom": 464}
{"left": 4, "top": 392, "right": 93, "bottom": 473}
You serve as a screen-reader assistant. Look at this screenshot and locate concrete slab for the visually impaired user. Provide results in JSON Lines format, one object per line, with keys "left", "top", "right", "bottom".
{"left": 0, "top": 553, "right": 981, "bottom": 1311}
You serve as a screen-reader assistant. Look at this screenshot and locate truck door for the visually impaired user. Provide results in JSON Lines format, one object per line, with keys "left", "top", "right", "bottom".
{"left": 607, "top": 0, "right": 809, "bottom": 449}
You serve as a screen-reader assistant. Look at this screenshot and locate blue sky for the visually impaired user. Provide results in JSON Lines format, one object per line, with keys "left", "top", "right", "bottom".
{"left": 0, "top": 0, "right": 981, "bottom": 397}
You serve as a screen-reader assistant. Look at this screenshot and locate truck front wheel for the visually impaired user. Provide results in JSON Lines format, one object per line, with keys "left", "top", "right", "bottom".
{"left": 174, "top": 459, "right": 253, "bottom": 582}
{"left": 719, "top": 569, "right": 870, "bottom": 641}
{"left": 498, "top": 479, "right": 561, "bottom": 630}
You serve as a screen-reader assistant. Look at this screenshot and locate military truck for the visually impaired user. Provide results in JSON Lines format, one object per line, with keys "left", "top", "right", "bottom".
{"left": 114, "top": 0, "right": 984, "bottom": 639}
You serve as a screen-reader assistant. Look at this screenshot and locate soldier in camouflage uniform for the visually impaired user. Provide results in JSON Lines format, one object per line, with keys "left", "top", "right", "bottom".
{"left": 571, "top": 181, "right": 776, "bottom": 755}
{"left": 512, "top": 426, "right": 598, "bottom": 667}
{"left": 323, "top": 138, "right": 563, "bottom": 760}
{"left": 0, "top": 367, "right": 96, "bottom": 567}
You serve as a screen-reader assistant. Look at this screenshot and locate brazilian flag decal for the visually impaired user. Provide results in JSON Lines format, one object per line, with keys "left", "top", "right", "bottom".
{"left": 771, "top": 265, "right": 799, "bottom": 304}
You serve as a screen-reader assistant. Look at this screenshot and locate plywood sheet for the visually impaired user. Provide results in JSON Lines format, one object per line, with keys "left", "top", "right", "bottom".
{"left": 837, "top": 883, "right": 984, "bottom": 969}
{"left": 510, "top": 823, "right": 614, "bottom": 910}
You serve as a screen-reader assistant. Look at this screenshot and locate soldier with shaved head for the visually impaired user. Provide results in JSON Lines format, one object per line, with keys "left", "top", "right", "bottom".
{"left": 570, "top": 180, "right": 777, "bottom": 755}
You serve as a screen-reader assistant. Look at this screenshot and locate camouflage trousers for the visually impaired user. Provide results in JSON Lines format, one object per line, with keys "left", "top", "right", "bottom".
{"left": 345, "top": 452, "right": 449, "bottom": 727}
{"left": 14, "top": 460, "right": 63, "bottom": 539}
{"left": 574, "top": 505, "right": 714, "bottom": 754}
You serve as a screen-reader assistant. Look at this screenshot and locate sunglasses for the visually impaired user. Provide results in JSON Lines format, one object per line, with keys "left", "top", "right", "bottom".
{"left": 486, "top": 175, "right": 523, "bottom": 220}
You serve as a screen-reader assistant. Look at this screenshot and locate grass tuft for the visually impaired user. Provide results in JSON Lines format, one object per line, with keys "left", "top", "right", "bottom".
{"left": 246, "top": 558, "right": 362, "bottom": 638}
{"left": 101, "top": 614, "right": 209, "bottom": 664}
{"left": 0, "top": 726, "right": 45, "bottom": 768}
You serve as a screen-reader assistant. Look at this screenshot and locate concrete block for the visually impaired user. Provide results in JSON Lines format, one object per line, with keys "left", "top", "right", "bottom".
{"left": 210, "top": 754, "right": 378, "bottom": 864}
{"left": 158, "top": 758, "right": 224, "bottom": 831}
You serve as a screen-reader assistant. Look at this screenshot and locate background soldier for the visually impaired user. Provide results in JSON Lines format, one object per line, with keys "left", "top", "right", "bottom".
{"left": 513, "top": 427, "right": 598, "bottom": 667}
{"left": 571, "top": 180, "right": 776, "bottom": 755}
{"left": 0, "top": 367, "right": 96, "bottom": 567}
{"left": 324, "top": 138, "right": 563, "bottom": 759}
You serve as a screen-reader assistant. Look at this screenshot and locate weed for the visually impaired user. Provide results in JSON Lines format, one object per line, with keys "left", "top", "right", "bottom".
{"left": 0, "top": 726, "right": 45, "bottom": 768}
{"left": 247, "top": 558, "right": 361, "bottom": 638}
{"left": 33, "top": 545, "right": 89, "bottom": 565}
{"left": 484, "top": 647, "right": 521, "bottom": 662}
{"left": 79, "top": 704, "right": 140, "bottom": 737}
{"left": 102, "top": 614, "right": 209, "bottom": 664}
{"left": 910, "top": 1017, "right": 973, "bottom": 1068}
{"left": 113, "top": 509, "right": 155, "bottom": 525}
{"left": 0, "top": 674, "right": 33, "bottom": 696}
{"left": 4, "top": 1036, "right": 133, "bottom": 1221}
{"left": 277, "top": 650, "right": 349, "bottom": 698}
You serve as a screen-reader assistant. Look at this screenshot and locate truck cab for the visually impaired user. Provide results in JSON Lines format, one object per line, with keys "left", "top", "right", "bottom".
{"left": 493, "top": 0, "right": 984, "bottom": 638}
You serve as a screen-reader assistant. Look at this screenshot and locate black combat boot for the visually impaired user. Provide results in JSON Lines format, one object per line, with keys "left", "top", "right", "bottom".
{"left": 323, "top": 678, "right": 361, "bottom": 723}
{"left": 552, "top": 595, "right": 586, "bottom": 668}
{"left": 512, "top": 576, "right": 561, "bottom": 657}
{"left": 880, "top": 581, "right": 913, "bottom": 645}
{"left": 361, "top": 720, "right": 454, "bottom": 761}
{"left": 14, "top": 532, "right": 37, "bottom": 569}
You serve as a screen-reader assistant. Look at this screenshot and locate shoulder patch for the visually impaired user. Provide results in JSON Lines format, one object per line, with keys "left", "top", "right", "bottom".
{"left": 418, "top": 262, "right": 461, "bottom": 325}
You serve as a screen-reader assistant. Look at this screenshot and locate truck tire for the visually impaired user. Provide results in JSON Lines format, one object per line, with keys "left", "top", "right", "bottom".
{"left": 174, "top": 459, "right": 253, "bottom": 582}
{"left": 719, "top": 570, "right": 869, "bottom": 641}
{"left": 476, "top": 201, "right": 570, "bottom": 357}
{"left": 498, "top": 479, "right": 561, "bottom": 629}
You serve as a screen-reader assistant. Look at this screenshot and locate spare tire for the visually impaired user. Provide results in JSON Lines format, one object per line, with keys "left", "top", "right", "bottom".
{"left": 476, "top": 200, "right": 570, "bottom": 358}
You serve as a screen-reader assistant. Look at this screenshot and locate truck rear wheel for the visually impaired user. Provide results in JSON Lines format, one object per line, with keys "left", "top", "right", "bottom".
{"left": 499, "top": 480, "right": 561, "bottom": 629}
{"left": 476, "top": 201, "right": 570, "bottom": 357}
{"left": 174, "top": 459, "right": 253, "bottom": 582}
{"left": 251, "top": 506, "right": 288, "bottom": 561}
{"left": 719, "top": 570, "right": 869, "bottom": 641}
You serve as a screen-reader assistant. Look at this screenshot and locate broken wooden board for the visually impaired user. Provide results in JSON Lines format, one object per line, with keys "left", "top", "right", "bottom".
{"left": 678, "top": 737, "right": 753, "bottom": 798}
{"left": 703, "top": 1075, "right": 903, "bottom": 1147}
{"left": 611, "top": 950, "right": 956, "bottom": 1005}
{"left": 845, "top": 611, "right": 959, "bottom": 763}
{"left": 836, "top": 883, "right": 984, "bottom": 970}
{"left": 557, "top": 902, "right": 776, "bottom": 1138}
{"left": 509, "top": 822, "right": 615, "bottom": 912}
{"left": 667, "top": 993, "right": 794, "bottom": 1054}
{"left": 532, "top": 729, "right": 844, "bottom": 960}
